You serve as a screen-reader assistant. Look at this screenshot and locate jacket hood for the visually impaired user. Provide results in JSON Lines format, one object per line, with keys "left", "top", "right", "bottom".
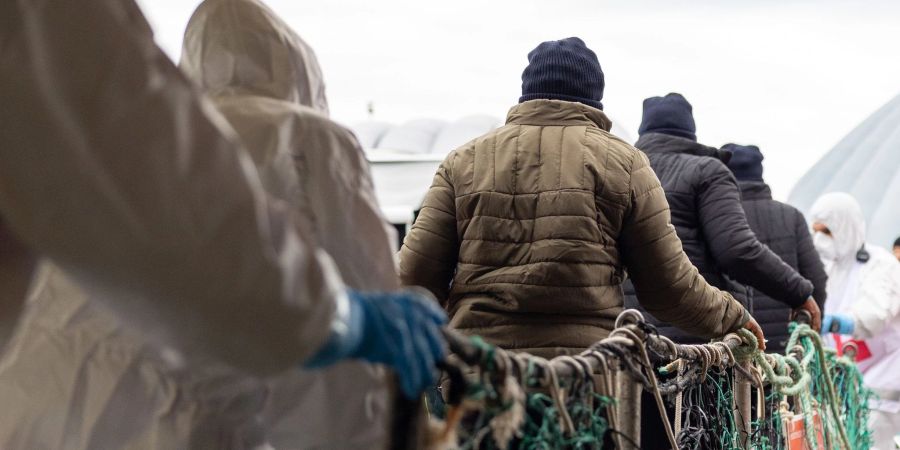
{"left": 180, "top": 0, "right": 328, "bottom": 113}
{"left": 738, "top": 181, "right": 772, "bottom": 200}
{"left": 635, "top": 132, "right": 731, "bottom": 164}
{"left": 810, "top": 192, "right": 866, "bottom": 262}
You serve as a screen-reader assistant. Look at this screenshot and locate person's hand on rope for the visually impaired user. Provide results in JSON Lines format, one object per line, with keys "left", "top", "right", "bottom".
{"left": 743, "top": 315, "right": 766, "bottom": 351}
{"left": 822, "top": 314, "right": 855, "bottom": 335}
{"left": 792, "top": 296, "right": 822, "bottom": 331}
{"left": 303, "top": 288, "right": 448, "bottom": 398}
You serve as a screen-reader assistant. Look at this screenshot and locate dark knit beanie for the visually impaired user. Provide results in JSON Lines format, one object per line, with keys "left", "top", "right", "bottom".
{"left": 519, "top": 37, "right": 604, "bottom": 110}
{"left": 723, "top": 143, "right": 764, "bottom": 182}
{"left": 638, "top": 93, "right": 697, "bottom": 141}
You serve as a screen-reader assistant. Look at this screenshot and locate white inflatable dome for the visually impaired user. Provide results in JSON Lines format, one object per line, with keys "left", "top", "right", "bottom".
{"left": 789, "top": 92, "right": 900, "bottom": 247}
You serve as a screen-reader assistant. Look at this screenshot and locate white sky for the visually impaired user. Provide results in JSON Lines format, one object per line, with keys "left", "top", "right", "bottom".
{"left": 137, "top": 0, "right": 900, "bottom": 200}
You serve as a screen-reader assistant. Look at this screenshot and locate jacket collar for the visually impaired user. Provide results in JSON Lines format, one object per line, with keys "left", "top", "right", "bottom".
{"left": 738, "top": 181, "right": 773, "bottom": 200}
{"left": 506, "top": 100, "right": 612, "bottom": 131}
{"left": 635, "top": 132, "right": 732, "bottom": 164}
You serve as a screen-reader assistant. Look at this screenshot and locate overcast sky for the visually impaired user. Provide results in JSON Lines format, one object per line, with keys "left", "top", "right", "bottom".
{"left": 137, "top": 0, "right": 900, "bottom": 200}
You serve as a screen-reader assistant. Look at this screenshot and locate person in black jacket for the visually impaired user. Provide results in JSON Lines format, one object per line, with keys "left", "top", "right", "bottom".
{"left": 627, "top": 94, "right": 824, "bottom": 449}
{"left": 623, "top": 93, "right": 821, "bottom": 344}
{"left": 724, "top": 143, "right": 828, "bottom": 353}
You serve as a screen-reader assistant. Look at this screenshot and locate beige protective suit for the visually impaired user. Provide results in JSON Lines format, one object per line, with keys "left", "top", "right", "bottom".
{"left": 0, "top": 0, "right": 392, "bottom": 448}
{"left": 0, "top": 219, "right": 34, "bottom": 351}
{"left": 181, "top": 0, "right": 400, "bottom": 447}
{"left": 0, "top": 265, "right": 274, "bottom": 449}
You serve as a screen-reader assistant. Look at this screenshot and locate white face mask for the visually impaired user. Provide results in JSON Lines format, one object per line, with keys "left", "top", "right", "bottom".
{"left": 813, "top": 232, "right": 838, "bottom": 261}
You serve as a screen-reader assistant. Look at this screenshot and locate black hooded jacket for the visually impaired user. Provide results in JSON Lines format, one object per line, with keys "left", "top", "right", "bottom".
{"left": 623, "top": 133, "right": 814, "bottom": 343}
{"left": 736, "top": 181, "right": 828, "bottom": 352}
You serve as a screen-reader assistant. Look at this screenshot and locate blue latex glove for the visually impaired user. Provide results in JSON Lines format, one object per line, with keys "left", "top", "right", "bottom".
{"left": 304, "top": 289, "right": 448, "bottom": 398}
{"left": 822, "top": 314, "right": 855, "bottom": 335}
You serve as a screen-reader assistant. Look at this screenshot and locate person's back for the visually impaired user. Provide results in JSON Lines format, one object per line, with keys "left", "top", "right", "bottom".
{"left": 624, "top": 94, "right": 819, "bottom": 343}
{"left": 410, "top": 99, "right": 654, "bottom": 354}
{"left": 724, "top": 143, "right": 828, "bottom": 353}
{"left": 400, "top": 38, "right": 760, "bottom": 358}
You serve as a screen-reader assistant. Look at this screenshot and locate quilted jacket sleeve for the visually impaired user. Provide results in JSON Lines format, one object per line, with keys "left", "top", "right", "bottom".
{"left": 399, "top": 155, "right": 459, "bottom": 305}
{"left": 620, "top": 152, "right": 749, "bottom": 338}
{"left": 697, "top": 161, "right": 813, "bottom": 307}
{"left": 793, "top": 209, "right": 828, "bottom": 309}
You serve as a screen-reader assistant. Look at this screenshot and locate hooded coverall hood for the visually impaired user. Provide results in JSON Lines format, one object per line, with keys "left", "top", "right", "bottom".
{"left": 810, "top": 192, "right": 867, "bottom": 264}
{"left": 180, "top": 0, "right": 329, "bottom": 114}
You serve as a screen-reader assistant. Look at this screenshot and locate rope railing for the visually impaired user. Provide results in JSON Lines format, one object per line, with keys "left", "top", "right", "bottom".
{"left": 414, "top": 309, "right": 872, "bottom": 450}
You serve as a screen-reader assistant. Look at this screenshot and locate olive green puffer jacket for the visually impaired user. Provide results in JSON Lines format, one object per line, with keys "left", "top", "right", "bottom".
{"left": 399, "top": 99, "right": 748, "bottom": 356}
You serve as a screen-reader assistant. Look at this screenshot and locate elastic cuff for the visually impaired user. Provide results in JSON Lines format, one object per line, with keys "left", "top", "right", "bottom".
{"left": 730, "top": 307, "right": 751, "bottom": 333}
{"left": 788, "top": 285, "right": 815, "bottom": 308}
{"left": 302, "top": 290, "right": 363, "bottom": 368}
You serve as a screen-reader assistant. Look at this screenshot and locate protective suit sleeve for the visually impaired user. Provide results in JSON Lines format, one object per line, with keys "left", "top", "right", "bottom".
{"left": 851, "top": 253, "right": 900, "bottom": 339}
{"left": 620, "top": 152, "right": 749, "bottom": 338}
{"left": 0, "top": 0, "right": 344, "bottom": 375}
{"left": 696, "top": 161, "right": 813, "bottom": 307}
{"left": 399, "top": 153, "right": 461, "bottom": 305}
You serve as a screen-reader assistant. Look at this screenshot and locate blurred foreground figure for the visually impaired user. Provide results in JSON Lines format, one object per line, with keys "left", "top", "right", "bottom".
{"left": 624, "top": 94, "right": 820, "bottom": 343}
{"left": 0, "top": 0, "right": 444, "bottom": 448}
{"left": 399, "top": 37, "right": 764, "bottom": 358}
{"left": 810, "top": 193, "right": 900, "bottom": 450}
{"left": 0, "top": 219, "right": 34, "bottom": 351}
{"left": 182, "top": 0, "right": 408, "bottom": 446}
{"left": 725, "top": 143, "right": 829, "bottom": 353}
{"left": 893, "top": 236, "right": 900, "bottom": 261}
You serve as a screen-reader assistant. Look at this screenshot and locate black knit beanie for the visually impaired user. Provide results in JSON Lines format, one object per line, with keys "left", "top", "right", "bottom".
{"left": 519, "top": 37, "right": 605, "bottom": 110}
{"left": 723, "top": 143, "right": 764, "bottom": 182}
{"left": 638, "top": 93, "right": 697, "bottom": 141}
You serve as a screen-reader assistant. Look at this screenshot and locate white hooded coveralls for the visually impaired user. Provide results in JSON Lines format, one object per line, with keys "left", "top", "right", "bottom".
{"left": 810, "top": 192, "right": 900, "bottom": 450}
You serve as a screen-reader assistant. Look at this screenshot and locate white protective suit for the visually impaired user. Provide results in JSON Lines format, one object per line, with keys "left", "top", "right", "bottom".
{"left": 0, "top": 0, "right": 395, "bottom": 448}
{"left": 810, "top": 192, "right": 900, "bottom": 450}
{"left": 181, "top": 0, "right": 401, "bottom": 448}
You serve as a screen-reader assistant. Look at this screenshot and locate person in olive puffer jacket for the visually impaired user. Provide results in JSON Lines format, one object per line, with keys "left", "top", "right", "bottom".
{"left": 398, "top": 38, "right": 766, "bottom": 359}
{"left": 623, "top": 94, "right": 821, "bottom": 344}
{"left": 724, "top": 143, "right": 828, "bottom": 353}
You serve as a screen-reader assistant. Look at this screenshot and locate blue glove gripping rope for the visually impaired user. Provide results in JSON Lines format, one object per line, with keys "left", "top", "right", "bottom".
{"left": 822, "top": 314, "right": 855, "bottom": 335}
{"left": 304, "top": 289, "right": 448, "bottom": 399}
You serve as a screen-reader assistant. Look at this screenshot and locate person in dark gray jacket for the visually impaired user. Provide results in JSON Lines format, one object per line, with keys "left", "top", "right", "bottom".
{"left": 623, "top": 93, "right": 821, "bottom": 344}
{"left": 724, "top": 143, "right": 828, "bottom": 353}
